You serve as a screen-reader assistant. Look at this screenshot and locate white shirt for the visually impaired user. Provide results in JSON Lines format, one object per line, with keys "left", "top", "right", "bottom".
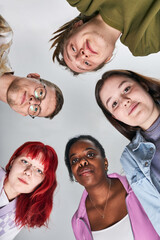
{"left": 92, "top": 214, "right": 134, "bottom": 240}
{"left": 0, "top": 167, "right": 21, "bottom": 240}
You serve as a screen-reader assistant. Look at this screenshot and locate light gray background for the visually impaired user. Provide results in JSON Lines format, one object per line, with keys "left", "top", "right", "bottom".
{"left": 0, "top": 0, "right": 160, "bottom": 239}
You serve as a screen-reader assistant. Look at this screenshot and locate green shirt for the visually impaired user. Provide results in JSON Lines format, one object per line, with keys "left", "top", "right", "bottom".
{"left": 67, "top": 0, "right": 160, "bottom": 56}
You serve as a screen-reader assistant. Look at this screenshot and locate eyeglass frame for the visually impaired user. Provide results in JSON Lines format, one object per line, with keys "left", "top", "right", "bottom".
{"left": 28, "top": 79, "right": 47, "bottom": 119}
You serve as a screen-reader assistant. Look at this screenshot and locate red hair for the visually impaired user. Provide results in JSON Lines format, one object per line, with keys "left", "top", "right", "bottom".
{"left": 5, "top": 142, "right": 58, "bottom": 228}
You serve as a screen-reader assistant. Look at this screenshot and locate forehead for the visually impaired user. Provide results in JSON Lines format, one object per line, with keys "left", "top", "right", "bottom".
{"left": 104, "top": 76, "right": 136, "bottom": 87}
{"left": 15, "top": 152, "right": 44, "bottom": 167}
{"left": 69, "top": 139, "right": 98, "bottom": 154}
{"left": 100, "top": 76, "right": 137, "bottom": 94}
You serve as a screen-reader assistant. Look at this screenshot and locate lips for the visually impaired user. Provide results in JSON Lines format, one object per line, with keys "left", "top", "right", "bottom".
{"left": 86, "top": 40, "right": 97, "bottom": 54}
{"left": 18, "top": 177, "right": 28, "bottom": 185}
{"left": 21, "top": 91, "right": 26, "bottom": 105}
{"left": 78, "top": 167, "right": 94, "bottom": 176}
{"left": 129, "top": 102, "right": 139, "bottom": 115}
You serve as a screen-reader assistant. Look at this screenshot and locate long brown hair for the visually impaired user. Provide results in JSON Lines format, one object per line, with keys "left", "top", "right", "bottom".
{"left": 95, "top": 70, "right": 160, "bottom": 140}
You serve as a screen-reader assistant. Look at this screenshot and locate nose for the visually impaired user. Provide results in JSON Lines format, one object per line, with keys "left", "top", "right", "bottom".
{"left": 77, "top": 48, "right": 89, "bottom": 59}
{"left": 121, "top": 97, "right": 131, "bottom": 107}
{"left": 29, "top": 95, "right": 41, "bottom": 105}
{"left": 79, "top": 157, "right": 88, "bottom": 167}
{"left": 24, "top": 164, "right": 32, "bottom": 176}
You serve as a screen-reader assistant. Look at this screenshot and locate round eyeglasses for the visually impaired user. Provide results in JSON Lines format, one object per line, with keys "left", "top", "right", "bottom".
{"left": 28, "top": 80, "right": 47, "bottom": 118}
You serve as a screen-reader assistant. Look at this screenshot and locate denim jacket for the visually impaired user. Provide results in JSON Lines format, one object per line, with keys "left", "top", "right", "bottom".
{"left": 120, "top": 130, "right": 160, "bottom": 236}
{"left": 72, "top": 174, "right": 159, "bottom": 240}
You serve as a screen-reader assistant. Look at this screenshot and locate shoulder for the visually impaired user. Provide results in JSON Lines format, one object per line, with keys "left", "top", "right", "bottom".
{"left": 108, "top": 173, "right": 131, "bottom": 193}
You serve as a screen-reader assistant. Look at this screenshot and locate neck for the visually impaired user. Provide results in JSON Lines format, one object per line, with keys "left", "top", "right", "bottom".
{"left": 0, "top": 73, "right": 17, "bottom": 103}
{"left": 141, "top": 107, "right": 160, "bottom": 131}
{"left": 3, "top": 179, "right": 20, "bottom": 201}
{"left": 92, "top": 14, "right": 121, "bottom": 44}
{"left": 86, "top": 177, "right": 111, "bottom": 205}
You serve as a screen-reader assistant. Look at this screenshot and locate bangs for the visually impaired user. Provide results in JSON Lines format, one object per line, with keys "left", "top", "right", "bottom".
{"left": 20, "top": 145, "right": 50, "bottom": 173}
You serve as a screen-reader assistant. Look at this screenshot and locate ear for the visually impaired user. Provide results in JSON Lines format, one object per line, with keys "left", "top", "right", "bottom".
{"left": 73, "top": 20, "right": 83, "bottom": 29}
{"left": 104, "top": 158, "right": 108, "bottom": 171}
{"left": 27, "top": 73, "right": 40, "bottom": 79}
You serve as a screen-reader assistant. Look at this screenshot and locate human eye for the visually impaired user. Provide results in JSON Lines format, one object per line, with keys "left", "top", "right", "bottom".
{"left": 84, "top": 61, "right": 90, "bottom": 66}
{"left": 21, "top": 159, "right": 28, "bottom": 165}
{"left": 86, "top": 152, "right": 95, "bottom": 158}
{"left": 34, "top": 106, "right": 39, "bottom": 112}
{"left": 71, "top": 158, "right": 79, "bottom": 165}
{"left": 35, "top": 87, "right": 45, "bottom": 100}
{"left": 112, "top": 101, "right": 118, "bottom": 109}
{"left": 29, "top": 105, "right": 40, "bottom": 116}
{"left": 36, "top": 168, "right": 43, "bottom": 175}
{"left": 124, "top": 86, "right": 131, "bottom": 93}
{"left": 71, "top": 45, "right": 76, "bottom": 52}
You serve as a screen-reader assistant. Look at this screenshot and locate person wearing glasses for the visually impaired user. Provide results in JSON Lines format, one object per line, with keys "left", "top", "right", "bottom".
{"left": 0, "top": 73, "right": 64, "bottom": 119}
{"left": 0, "top": 141, "right": 58, "bottom": 240}
{"left": 0, "top": 15, "right": 63, "bottom": 119}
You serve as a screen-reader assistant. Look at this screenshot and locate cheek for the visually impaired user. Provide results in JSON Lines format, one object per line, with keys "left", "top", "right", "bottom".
{"left": 113, "top": 110, "right": 124, "bottom": 121}
{"left": 30, "top": 178, "right": 43, "bottom": 191}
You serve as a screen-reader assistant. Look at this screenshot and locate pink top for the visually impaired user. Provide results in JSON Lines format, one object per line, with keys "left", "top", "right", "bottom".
{"left": 72, "top": 173, "right": 160, "bottom": 240}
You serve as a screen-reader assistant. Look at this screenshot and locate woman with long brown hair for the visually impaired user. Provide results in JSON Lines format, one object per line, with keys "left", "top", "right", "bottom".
{"left": 95, "top": 70, "right": 160, "bottom": 235}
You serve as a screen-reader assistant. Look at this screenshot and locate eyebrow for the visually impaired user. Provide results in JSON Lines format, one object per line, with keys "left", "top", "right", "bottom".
{"left": 69, "top": 147, "right": 96, "bottom": 159}
{"left": 105, "top": 80, "right": 128, "bottom": 107}
{"left": 118, "top": 80, "right": 128, "bottom": 88}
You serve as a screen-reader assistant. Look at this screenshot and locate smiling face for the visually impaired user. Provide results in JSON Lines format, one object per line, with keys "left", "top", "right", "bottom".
{"left": 69, "top": 140, "right": 107, "bottom": 188}
{"left": 63, "top": 22, "right": 114, "bottom": 73}
{"left": 7, "top": 77, "right": 56, "bottom": 118}
{"left": 4, "top": 153, "right": 45, "bottom": 200}
{"left": 99, "top": 76, "right": 159, "bottom": 130}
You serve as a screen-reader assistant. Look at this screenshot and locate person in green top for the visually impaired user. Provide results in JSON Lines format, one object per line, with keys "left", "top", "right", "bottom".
{"left": 51, "top": 0, "right": 160, "bottom": 75}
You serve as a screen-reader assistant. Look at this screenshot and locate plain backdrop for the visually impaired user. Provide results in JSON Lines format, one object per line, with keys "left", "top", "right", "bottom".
{"left": 0, "top": 0, "right": 160, "bottom": 239}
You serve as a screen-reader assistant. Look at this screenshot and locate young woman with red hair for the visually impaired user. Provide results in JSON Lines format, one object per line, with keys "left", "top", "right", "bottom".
{"left": 0, "top": 141, "right": 58, "bottom": 240}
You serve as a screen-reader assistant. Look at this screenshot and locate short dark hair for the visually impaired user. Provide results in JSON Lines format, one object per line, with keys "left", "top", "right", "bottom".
{"left": 50, "top": 13, "right": 106, "bottom": 75}
{"left": 64, "top": 135, "right": 106, "bottom": 181}
{"left": 95, "top": 70, "right": 160, "bottom": 140}
{"left": 41, "top": 79, "right": 64, "bottom": 119}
